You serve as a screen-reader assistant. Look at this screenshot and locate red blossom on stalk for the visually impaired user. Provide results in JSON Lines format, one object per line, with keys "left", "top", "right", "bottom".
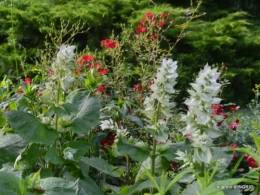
{"left": 98, "top": 68, "right": 108, "bottom": 75}
{"left": 150, "top": 34, "right": 158, "bottom": 40}
{"left": 97, "top": 85, "right": 106, "bottom": 93}
{"left": 133, "top": 83, "right": 144, "bottom": 93}
{"left": 229, "top": 120, "right": 239, "bottom": 131}
{"left": 136, "top": 24, "right": 147, "bottom": 34}
{"left": 245, "top": 154, "right": 258, "bottom": 168}
{"left": 160, "top": 12, "right": 168, "bottom": 19}
{"left": 77, "top": 54, "right": 95, "bottom": 66}
{"left": 101, "top": 39, "right": 117, "bottom": 49}
{"left": 101, "top": 135, "right": 115, "bottom": 151}
{"left": 230, "top": 105, "right": 240, "bottom": 111}
{"left": 140, "top": 19, "right": 146, "bottom": 24}
{"left": 145, "top": 12, "right": 155, "bottom": 20}
{"left": 48, "top": 70, "right": 54, "bottom": 76}
{"left": 25, "top": 78, "right": 32, "bottom": 85}
{"left": 158, "top": 21, "right": 166, "bottom": 28}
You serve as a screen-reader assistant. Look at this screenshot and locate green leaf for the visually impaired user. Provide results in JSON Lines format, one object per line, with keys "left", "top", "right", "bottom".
{"left": 117, "top": 138, "right": 149, "bottom": 161}
{"left": 211, "top": 147, "right": 233, "bottom": 168}
{"left": 64, "top": 91, "right": 100, "bottom": 134}
{"left": 40, "top": 177, "right": 77, "bottom": 195}
{"left": 77, "top": 178, "right": 103, "bottom": 195}
{"left": 252, "top": 131, "right": 260, "bottom": 156}
{"left": 122, "top": 179, "right": 154, "bottom": 195}
{"left": 52, "top": 102, "right": 78, "bottom": 117}
{"left": 201, "top": 178, "right": 257, "bottom": 195}
{"left": 4, "top": 110, "right": 59, "bottom": 145}
{"left": 81, "top": 157, "right": 121, "bottom": 177}
{"left": 0, "top": 171, "right": 24, "bottom": 195}
{"left": 236, "top": 148, "right": 260, "bottom": 168}
{"left": 159, "top": 142, "right": 191, "bottom": 161}
{"left": 45, "top": 147, "right": 64, "bottom": 164}
{"left": 127, "top": 115, "right": 143, "bottom": 127}
{"left": 0, "top": 133, "right": 27, "bottom": 167}
{"left": 14, "top": 143, "right": 40, "bottom": 171}
{"left": 62, "top": 141, "right": 91, "bottom": 161}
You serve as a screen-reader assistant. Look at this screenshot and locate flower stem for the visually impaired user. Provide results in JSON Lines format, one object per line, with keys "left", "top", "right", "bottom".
{"left": 256, "top": 171, "right": 260, "bottom": 195}
{"left": 126, "top": 155, "right": 130, "bottom": 185}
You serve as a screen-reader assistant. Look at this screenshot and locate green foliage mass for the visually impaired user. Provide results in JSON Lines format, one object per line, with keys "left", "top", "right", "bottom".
{"left": 1, "top": 0, "right": 260, "bottom": 105}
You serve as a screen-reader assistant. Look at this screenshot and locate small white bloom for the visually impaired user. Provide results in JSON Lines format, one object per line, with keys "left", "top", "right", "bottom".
{"left": 100, "top": 119, "right": 114, "bottom": 130}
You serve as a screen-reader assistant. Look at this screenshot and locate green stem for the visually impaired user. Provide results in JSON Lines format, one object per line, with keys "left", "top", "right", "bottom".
{"left": 126, "top": 155, "right": 130, "bottom": 185}
{"left": 150, "top": 103, "right": 161, "bottom": 194}
{"left": 256, "top": 171, "right": 260, "bottom": 195}
{"left": 201, "top": 162, "right": 205, "bottom": 177}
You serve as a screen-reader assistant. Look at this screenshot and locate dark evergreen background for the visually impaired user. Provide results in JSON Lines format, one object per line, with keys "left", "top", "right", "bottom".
{"left": 0, "top": 0, "right": 260, "bottom": 106}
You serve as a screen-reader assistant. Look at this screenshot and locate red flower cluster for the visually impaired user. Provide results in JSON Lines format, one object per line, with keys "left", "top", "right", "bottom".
{"left": 135, "top": 12, "right": 171, "bottom": 38}
{"left": 229, "top": 120, "right": 239, "bottom": 131}
{"left": 25, "top": 78, "right": 32, "bottom": 85}
{"left": 101, "top": 39, "right": 117, "bottom": 49}
{"left": 96, "top": 85, "right": 106, "bottom": 93}
{"left": 98, "top": 68, "right": 108, "bottom": 75}
{"left": 133, "top": 83, "right": 144, "bottom": 93}
{"left": 101, "top": 135, "right": 115, "bottom": 151}
{"left": 211, "top": 104, "right": 228, "bottom": 126}
{"left": 245, "top": 154, "right": 258, "bottom": 168}
{"left": 77, "top": 54, "right": 95, "bottom": 66}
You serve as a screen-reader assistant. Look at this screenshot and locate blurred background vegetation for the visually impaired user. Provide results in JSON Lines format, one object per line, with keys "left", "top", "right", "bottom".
{"left": 0, "top": 0, "right": 260, "bottom": 106}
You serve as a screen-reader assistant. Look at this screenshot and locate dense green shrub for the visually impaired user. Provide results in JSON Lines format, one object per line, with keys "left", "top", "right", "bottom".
{"left": 1, "top": 0, "right": 260, "bottom": 105}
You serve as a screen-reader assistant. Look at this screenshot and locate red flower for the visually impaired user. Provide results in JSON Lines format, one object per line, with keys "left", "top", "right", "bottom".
{"left": 150, "top": 34, "right": 158, "bottom": 40}
{"left": 245, "top": 155, "right": 258, "bottom": 168}
{"left": 95, "top": 63, "right": 101, "bottom": 69}
{"left": 75, "top": 69, "right": 80, "bottom": 75}
{"left": 133, "top": 83, "right": 144, "bottom": 93}
{"left": 160, "top": 12, "right": 168, "bottom": 19}
{"left": 101, "top": 135, "right": 115, "bottom": 151}
{"left": 101, "top": 39, "right": 117, "bottom": 49}
{"left": 145, "top": 12, "right": 155, "bottom": 20}
{"left": 230, "top": 120, "right": 239, "bottom": 131}
{"left": 77, "top": 54, "right": 95, "bottom": 65}
{"left": 48, "top": 70, "right": 54, "bottom": 76}
{"left": 97, "top": 85, "right": 106, "bottom": 93}
{"left": 140, "top": 18, "right": 146, "bottom": 24}
{"left": 98, "top": 68, "right": 108, "bottom": 75}
{"left": 136, "top": 25, "right": 147, "bottom": 34}
{"left": 36, "top": 89, "right": 41, "bottom": 97}
{"left": 185, "top": 134, "right": 192, "bottom": 139}
{"left": 230, "top": 105, "right": 240, "bottom": 111}
{"left": 25, "top": 78, "right": 32, "bottom": 84}
{"left": 158, "top": 21, "right": 166, "bottom": 28}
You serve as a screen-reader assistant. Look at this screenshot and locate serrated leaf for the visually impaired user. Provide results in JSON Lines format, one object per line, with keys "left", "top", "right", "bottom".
{"left": 64, "top": 91, "right": 100, "bottom": 134}
{"left": 45, "top": 147, "right": 64, "bottom": 164}
{"left": 81, "top": 157, "right": 121, "bottom": 177}
{"left": 4, "top": 110, "right": 58, "bottom": 145}
{"left": 40, "top": 177, "right": 77, "bottom": 195}
{"left": 0, "top": 133, "right": 27, "bottom": 167}
{"left": 117, "top": 138, "right": 149, "bottom": 161}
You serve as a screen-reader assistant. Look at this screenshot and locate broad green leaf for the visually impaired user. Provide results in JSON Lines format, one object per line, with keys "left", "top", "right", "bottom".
{"left": 51, "top": 102, "right": 78, "bottom": 117}
{"left": 201, "top": 178, "right": 258, "bottom": 195}
{"left": 159, "top": 142, "right": 191, "bottom": 161}
{"left": 0, "top": 133, "right": 27, "bottom": 167}
{"left": 211, "top": 147, "right": 233, "bottom": 168}
{"left": 81, "top": 157, "right": 121, "bottom": 177}
{"left": 45, "top": 147, "right": 64, "bottom": 164}
{"left": 117, "top": 138, "right": 149, "bottom": 161}
{"left": 64, "top": 91, "right": 100, "bottom": 134}
{"left": 4, "top": 110, "right": 58, "bottom": 145}
{"left": 127, "top": 115, "right": 144, "bottom": 127}
{"left": 62, "top": 141, "right": 91, "bottom": 161}
{"left": 14, "top": 143, "right": 40, "bottom": 171}
{"left": 77, "top": 178, "right": 102, "bottom": 195}
{"left": 40, "top": 177, "right": 77, "bottom": 195}
{"left": 0, "top": 171, "right": 24, "bottom": 195}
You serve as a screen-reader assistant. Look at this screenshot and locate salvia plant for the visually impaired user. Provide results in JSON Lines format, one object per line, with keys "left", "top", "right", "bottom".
{"left": 1, "top": 1, "right": 260, "bottom": 195}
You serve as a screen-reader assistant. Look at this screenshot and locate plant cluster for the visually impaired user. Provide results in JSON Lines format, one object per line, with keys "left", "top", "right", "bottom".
{"left": 1, "top": 1, "right": 260, "bottom": 195}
